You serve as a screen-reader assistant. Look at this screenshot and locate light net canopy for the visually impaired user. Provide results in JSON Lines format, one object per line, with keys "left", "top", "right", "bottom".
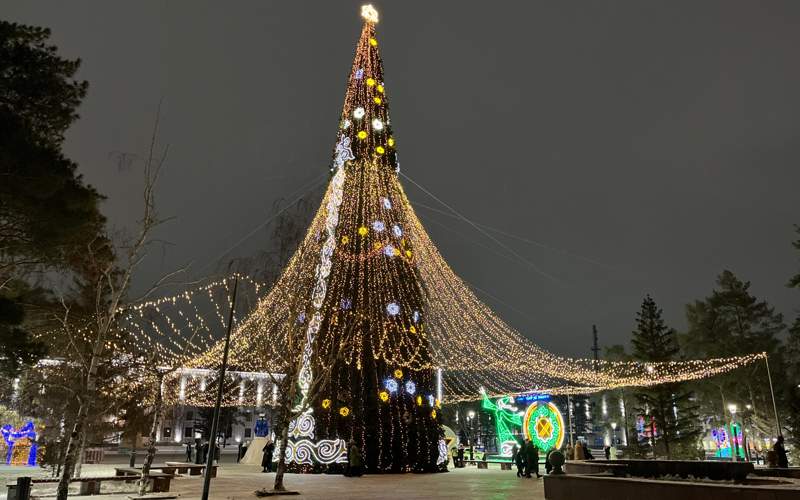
{"left": 142, "top": 6, "right": 765, "bottom": 405}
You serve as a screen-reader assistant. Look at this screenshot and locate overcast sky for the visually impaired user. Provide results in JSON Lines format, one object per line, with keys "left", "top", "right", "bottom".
{"left": 5, "top": 1, "right": 800, "bottom": 357}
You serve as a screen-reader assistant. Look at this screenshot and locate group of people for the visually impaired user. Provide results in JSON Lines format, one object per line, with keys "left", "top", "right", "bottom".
{"left": 185, "top": 439, "right": 219, "bottom": 464}
{"left": 512, "top": 439, "right": 542, "bottom": 478}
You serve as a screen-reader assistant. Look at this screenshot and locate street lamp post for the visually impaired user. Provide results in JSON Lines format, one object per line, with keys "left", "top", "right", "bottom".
{"left": 728, "top": 404, "right": 739, "bottom": 462}
{"left": 610, "top": 422, "right": 617, "bottom": 446}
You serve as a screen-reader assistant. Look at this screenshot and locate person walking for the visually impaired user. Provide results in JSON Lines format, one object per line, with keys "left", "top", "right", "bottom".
{"left": 194, "top": 440, "right": 203, "bottom": 465}
{"left": 603, "top": 445, "right": 611, "bottom": 460}
{"left": 524, "top": 439, "right": 541, "bottom": 478}
{"left": 345, "top": 440, "right": 363, "bottom": 477}
{"left": 513, "top": 443, "right": 526, "bottom": 477}
{"left": 774, "top": 436, "right": 789, "bottom": 468}
{"left": 457, "top": 443, "right": 465, "bottom": 468}
{"left": 261, "top": 439, "right": 275, "bottom": 473}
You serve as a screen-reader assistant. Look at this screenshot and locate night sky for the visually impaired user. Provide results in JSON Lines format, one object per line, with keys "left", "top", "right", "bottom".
{"left": 5, "top": 1, "right": 800, "bottom": 357}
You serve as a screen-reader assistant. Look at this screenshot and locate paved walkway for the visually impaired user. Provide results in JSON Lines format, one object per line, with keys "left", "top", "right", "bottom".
{"left": 1, "top": 463, "right": 545, "bottom": 499}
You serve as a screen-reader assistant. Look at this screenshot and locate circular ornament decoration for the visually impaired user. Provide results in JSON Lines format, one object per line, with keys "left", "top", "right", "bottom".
{"left": 369, "top": 37, "right": 378, "bottom": 47}
{"left": 358, "top": 226, "right": 368, "bottom": 236}
{"left": 405, "top": 380, "right": 416, "bottom": 394}
{"left": 385, "top": 378, "right": 399, "bottom": 393}
{"left": 379, "top": 390, "right": 389, "bottom": 402}
{"left": 522, "top": 401, "right": 566, "bottom": 453}
{"left": 366, "top": 78, "right": 376, "bottom": 87}
{"left": 357, "top": 130, "right": 367, "bottom": 140}
{"left": 386, "top": 302, "right": 400, "bottom": 316}
{"left": 373, "top": 97, "right": 382, "bottom": 105}
{"left": 353, "top": 107, "right": 365, "bottom": 119}
{"left": 321, "top": 399, "right": 331, "bottom": 409}
{"left": 339, "top": 406, "right": 351, "bottom": 417}
{"left": 393, "top": 368, "right": 404, "bottom": 379}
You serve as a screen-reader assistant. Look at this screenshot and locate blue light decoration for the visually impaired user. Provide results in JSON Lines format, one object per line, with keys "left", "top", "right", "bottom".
{"left": 341, "top": 298, "right": 352, "bottom": 310}
{"left": 381, "top": 197, "right": 392, "bottom": 210}
{"left": 372, "top": 220, "right": 385, "bottom": 232}
{"left": 355, "top": 68, "right": 364, "bottom": 80}
{"left": 392, "top": 224, "right": 402, "bottom": 237}
{"left": 297, "top": 312, "right": 306, "bottom": 324}
{"left": 427, "top": 395, "right": 435, "bottom": 407}
{"left": 383, "top": 245, "right": 396, "bottom": 257}
{"left": 514, "top": 393, "right": 551, "bottom": 405}
{"left": 386, "top": 302, "right": 400, "bottom": 316}
{"left": 385, "top": 378, "right": 399, "bottom": 393}
{"left": 1, "top": 421, "right": 38, "bottom": 466}
{"left": 404, "top": 380, "right": 416, "bottom": 395}
{"left": 412, "top": 310, "right": 420, "bottom": 323}
{"left": 254, "top": 417, "right": 270, "bottom": 438}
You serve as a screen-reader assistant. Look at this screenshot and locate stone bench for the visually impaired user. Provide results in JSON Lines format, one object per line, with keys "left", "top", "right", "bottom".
{"left": 113, "top": 468, "right": 174, "bottom": 492}
{"left": 164, "top": 461, "right": 218, "bottom": 477}
{"left": 6, "top": 475, "right": 140, "bottom": 499}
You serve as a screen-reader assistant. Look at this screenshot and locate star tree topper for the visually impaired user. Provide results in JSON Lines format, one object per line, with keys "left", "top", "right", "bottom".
{"left": 361, "top": 4, "right": 379, "bottom": 24}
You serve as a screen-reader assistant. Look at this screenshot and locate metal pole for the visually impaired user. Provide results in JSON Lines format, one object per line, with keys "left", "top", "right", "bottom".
{"left": 764, "top": 354, "right": 782, "bottom": 437}
{"left": 201, "top": 276, "right": 239, "bottom": 500}
{"left": 567, "top": 395, "right": 575, "bottom": 447}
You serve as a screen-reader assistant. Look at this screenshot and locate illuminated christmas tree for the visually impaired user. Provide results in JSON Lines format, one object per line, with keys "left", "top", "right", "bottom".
{"left": 292, "top": 3, "right": 442, "bottom": 472}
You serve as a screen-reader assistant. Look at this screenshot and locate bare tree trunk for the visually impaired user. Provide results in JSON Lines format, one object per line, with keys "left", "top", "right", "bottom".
{"left": 74, "top": 431, "right": 87, "bottom": 478}
{"left": 139, "top": 374, "right": 164, "bottom": 495}
{"left": 56, "top": 402, "right": 89, "bottom": 499}
{"left": 273, "top": 419, "right": 291, "bottom": 492}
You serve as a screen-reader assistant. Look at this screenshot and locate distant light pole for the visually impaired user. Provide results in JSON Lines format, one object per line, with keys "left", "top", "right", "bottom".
{"left": 728, "top": 404, "right": 739, "bottom": 462}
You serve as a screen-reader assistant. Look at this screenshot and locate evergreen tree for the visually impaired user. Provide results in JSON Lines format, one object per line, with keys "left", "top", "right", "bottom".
{"left": 631, "top": 295, "right": 702, "bottom": 459}
{"left": 1, "top": 21, "right": 106, "bottom": 373}
{"left": 684, "top": 271, "right": 785, "bottom": 445}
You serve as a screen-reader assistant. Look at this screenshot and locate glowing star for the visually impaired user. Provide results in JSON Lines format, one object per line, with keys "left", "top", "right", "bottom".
{"left": 409, "top": 325, "right": 417, "bottom": 334}
{"left": 333, "top": 135, "right": 355, "bottom": 170}
{"left": 322, "top": 399, "right": 332, "bottom": 409}
{"left": 405, "top": 380, "right": 416, "bottom": 394}
{"left": 381, "top": 197, "right": 392, "bottom": 209}
{"left": 366, "top": 78, "right": 376, "bottom": 87}
{"left": 405, "top": 250, "right": 413, "bottom": 258}
{"left": 373, "top": 97, "right": 382, "bottom": 105}
{"left": 358, "top": 226, "right": 368, "bottom": 236}
{"left": 392, "top": 225, "right": 402, "bottom": 237}
{"left": 394, "top": 368, "right": 404, "bottom": 379}
{"left": 372, "top": 118, "right": 383, "bottom": 130}
{"left": 361, "top": 4, "right": 379, "bottom": 24}
{"left": 369, "top": 38, "right": 378, "bottom": 47}
{"left": 387, "top": 137, "right": 395, "bottom": 147}
{"left": 416, "top": 395, "right": 423, "bottom": 406}
{"left": 379, "top": 390, "right": 389, "bottom": 402}
{"left": 339, "top": 407, "right": 350, "bottom": 417}
{"left": 385, "top": 378, "right": 399, "bottom": 393}
{"left": 372, "top": 220, "right": 385, "bottom": 232}
{"left": 383, "top": 245, "right": 396, "bottom": 257}
{"left": 353, "top": 107, "right": 365, "bottom": 119}
{"left": 375, "top": 146, "right": 385, "bottom": 154}
{"left": 386, "top": 302, "right": 400, "bottom": 316}
{"left": 340, "top": 235, "right": 349, "bottom": 244}
{"left": 357, "top": 130, "right": 367, "bottom": 140}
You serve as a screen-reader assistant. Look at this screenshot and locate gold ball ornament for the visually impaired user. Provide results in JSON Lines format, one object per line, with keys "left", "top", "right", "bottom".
{"left": 394, "top": 369, "right": 403, "bottom": 379}
{"left": 375, "top": 146, "right": 385, "bottom": 154}
{"left": 366, "top": 78, "right": 376, "bottom": 87}
{"left": 339, "top": 406, "right": 350, "bottom": 417}
{"left": 322, "top": 399, "right": 331, "bottom": 409}
{"left": 379, "top": 390, "right": 389, "bottom": 402}
{"left": 373, "top": 97, "right": 382, "bottom": 105}
{"left": 369, "top": 38, "right": 378, "bottom": 47}
{"left": 357, "top": 130, "right": 367, "bottom": 140}
{"left": 358, "top": 226, "right": 368, "bottom": 236}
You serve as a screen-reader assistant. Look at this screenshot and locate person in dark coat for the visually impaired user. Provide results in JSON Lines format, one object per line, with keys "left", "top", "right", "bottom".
{"left": 774, "top": 436, "right": 789, "bottom": 468}
{"left": 457, "top": 443, "right": 465, "bottom": 468}
{"left": 524, "top": 439, "right": 541, "bottom": 478}
{"left": 261, "top": 439, "right": 275, "bottom": 472}
{"left": 603, "top": 445, "right": 611, "bottom": 460}
{"left": 345, "top": 440, "right": 363, "bottom": 477}
{"left": 185, "top": 442, "right": 192, "bottom": 462}
{"left": 202, "top": 441, "right": 209, "bottom": 463}
{"left": 194, "top": 440, "right": 203, "bottom": 464}
{"left": 513, "top": 443, "right": 526, "bottom": 477}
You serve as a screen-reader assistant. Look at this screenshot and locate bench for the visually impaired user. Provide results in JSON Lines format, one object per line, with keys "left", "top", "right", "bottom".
{"left": 6, "top": 475, "right": 139, "bottom": 499}
{"left": 164, "top": 461, "right": 218, "bottom": 477}
{"left": 462, "top": 459, "right": 514, "bottom": 470}
{"left": 113, "top": 468, "right": 174, "bottom": 492}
